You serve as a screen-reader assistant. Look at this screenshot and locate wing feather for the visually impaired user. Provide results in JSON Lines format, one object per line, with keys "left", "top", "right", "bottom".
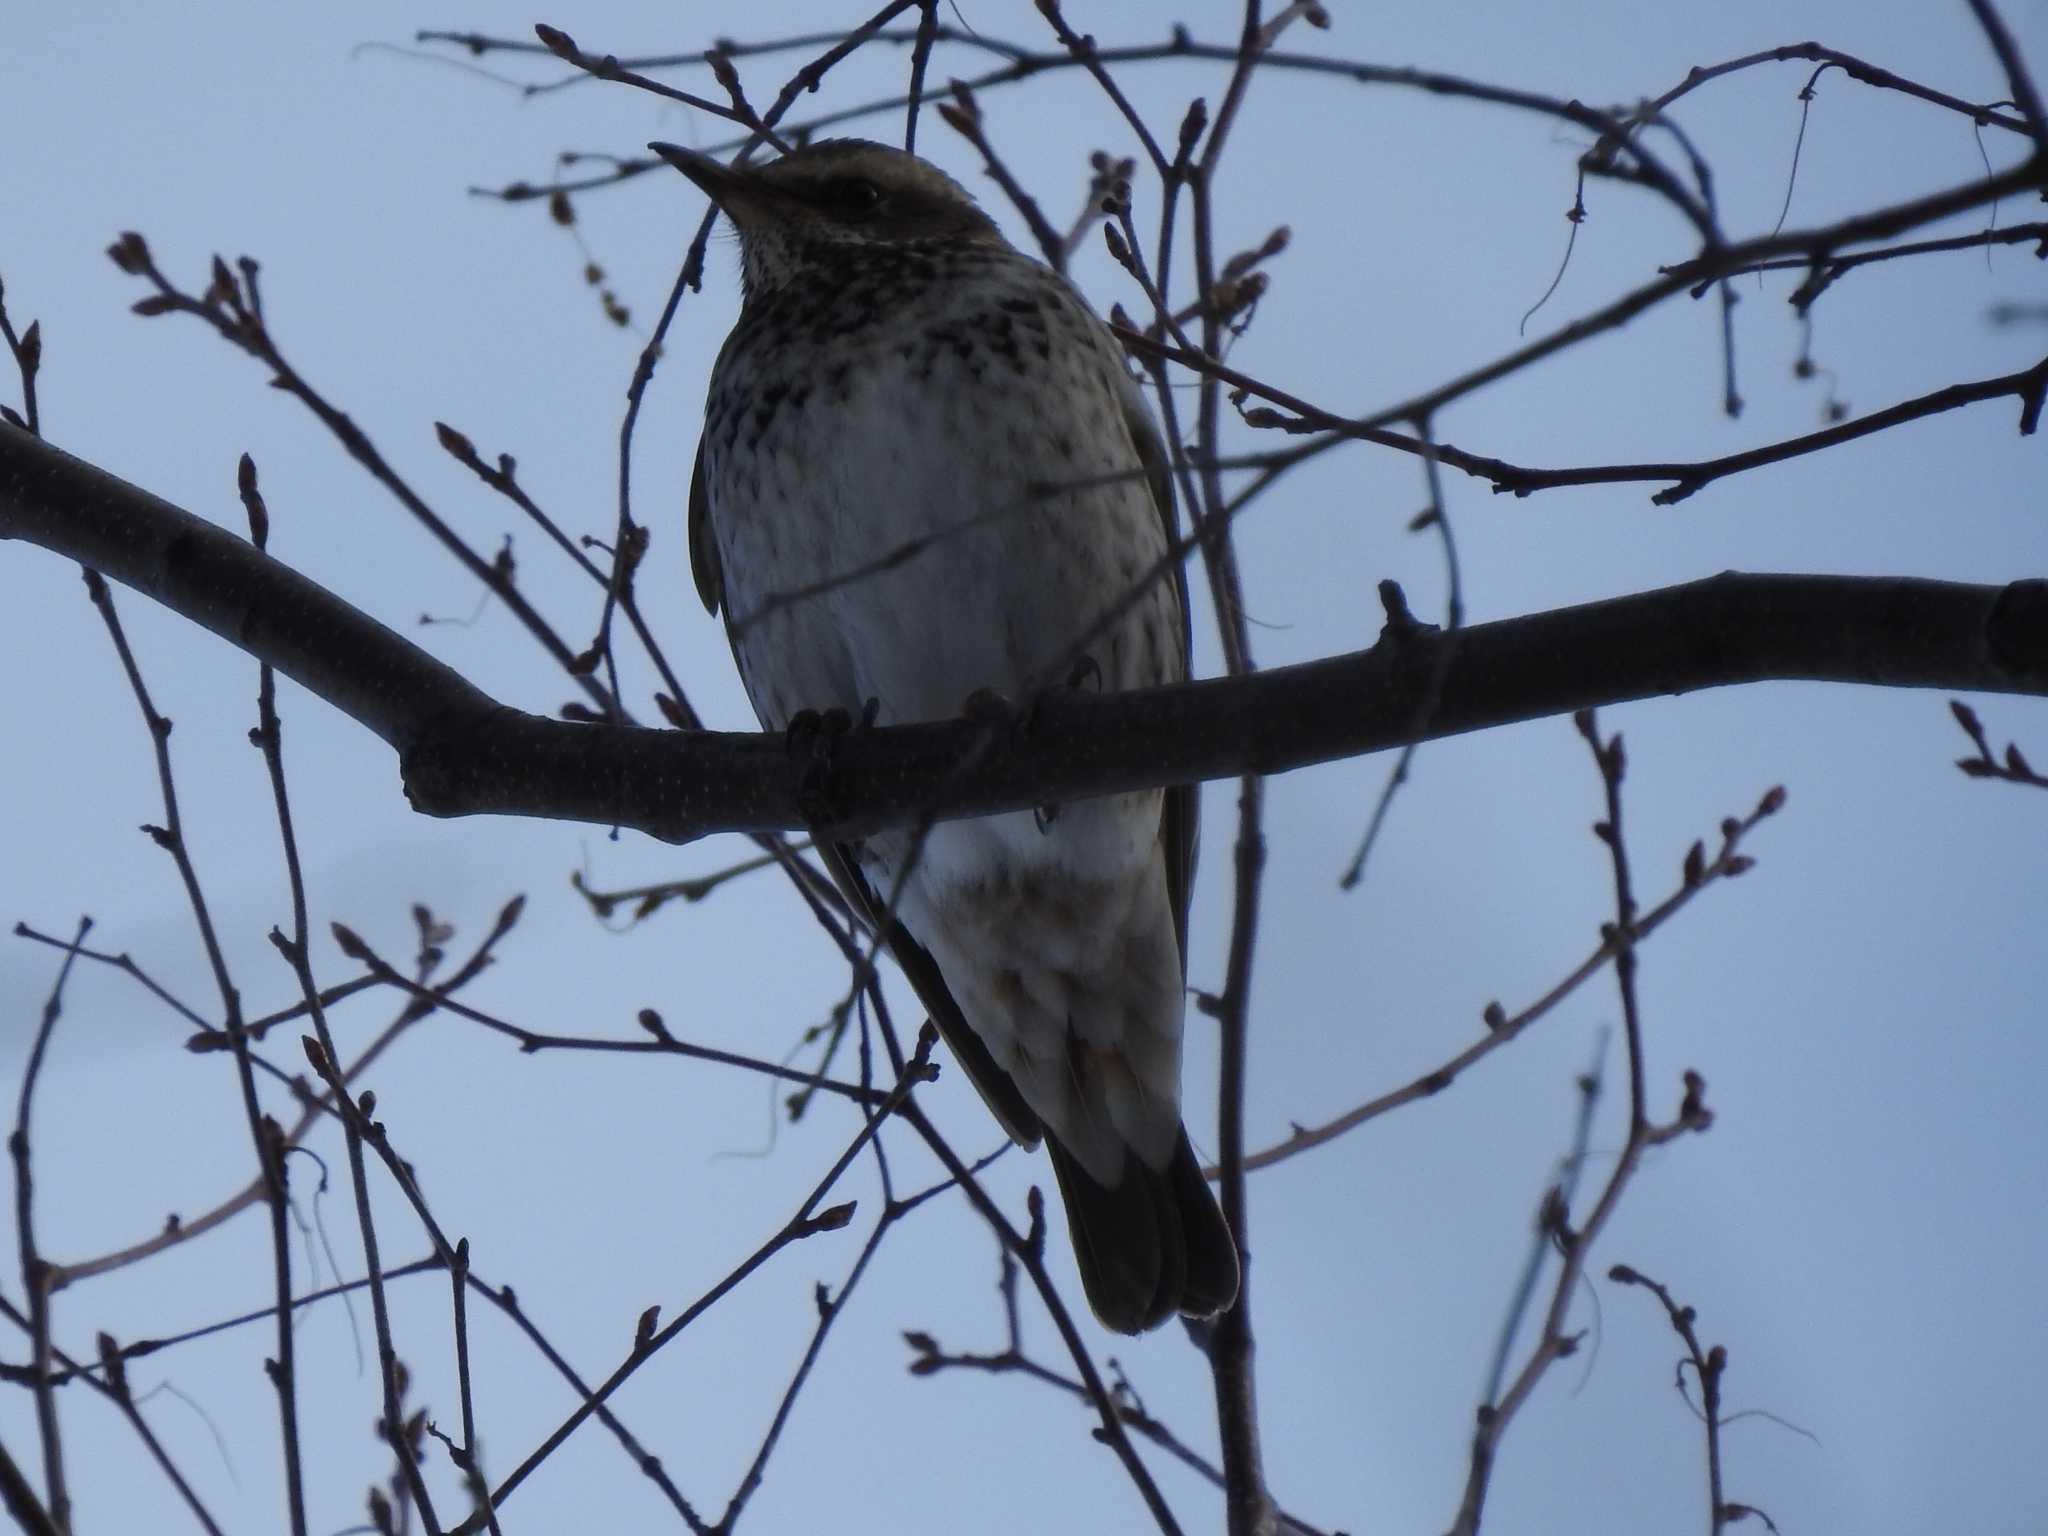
{"left": 687, "top": 436, "right": 724, "bottom": 617}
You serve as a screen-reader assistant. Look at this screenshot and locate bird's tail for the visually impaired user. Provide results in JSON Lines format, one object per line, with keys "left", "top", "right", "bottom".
{"left": 1046, "top": 1127, "right": 1240, "bottom": 1334}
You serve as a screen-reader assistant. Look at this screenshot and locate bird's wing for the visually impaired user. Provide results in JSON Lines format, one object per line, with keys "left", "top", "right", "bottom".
{"left": 686, "top": 436, "right": 724, "bottom": 617}
{"left": 815, "top": 840, "right": 1045, "bottom": 1149}
{"left": 1119, "top": 382, "right": 1199, "bottom": 970}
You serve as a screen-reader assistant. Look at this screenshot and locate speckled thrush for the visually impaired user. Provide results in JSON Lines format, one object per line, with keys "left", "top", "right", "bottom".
{"left": 654, "top": 137, "right": 1237, "bottom": 1333}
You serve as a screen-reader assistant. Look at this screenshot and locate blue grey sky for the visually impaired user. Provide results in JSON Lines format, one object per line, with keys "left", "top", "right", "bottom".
{"left": 3, "top": 4, "right": 2043, "bottom": 1533}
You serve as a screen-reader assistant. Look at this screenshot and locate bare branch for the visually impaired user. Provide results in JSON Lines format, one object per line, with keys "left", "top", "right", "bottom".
{"left": 1448, "top": 712, "right": 1721, "bottom": 1534}
{"left": 1608, "top": 1265, "right": 1786, "bottom": 1536}
{"left": 11, "top": 918, "right": 89, "bottom": 1535}
{"left": 1964, "top": 0, "right": 2048, "bottom": 147}
{"left": 6, "top": 429, "right": 2042, "bottom": 839}
{"left": 1240, "top": 778, "right": 1782, "bottom": 1175}
{"left": 1950, "top": 697, "right": 2048, "bottom": 789}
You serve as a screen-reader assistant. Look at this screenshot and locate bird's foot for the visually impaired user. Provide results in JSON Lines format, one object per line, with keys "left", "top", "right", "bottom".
{"left": 961, "top": 686, "right": 1017, "bottom": 729}
{"left": 1017, "top": 649, "right": 1102, "bottom": 747}
{"left": 959, "top": 688, "right": 1063, "bottom": 832}
{"left": 785, "top": 700, "right": 878, "bottom": 823}
{"left": 968, "top": 659, "right": 1099, "bottom": 836}
{"left": 783, "top": 698, "right": 880, "bottom": 753}
{"left": 784, "top": 703, "right": 854, "bottom": 755}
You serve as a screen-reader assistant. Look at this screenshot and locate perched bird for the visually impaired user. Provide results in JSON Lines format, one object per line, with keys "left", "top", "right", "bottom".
{"left": 654, "top": 137, "right": 1237, "bottom": 1333}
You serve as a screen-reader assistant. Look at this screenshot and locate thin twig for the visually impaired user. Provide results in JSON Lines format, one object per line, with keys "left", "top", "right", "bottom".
{"left": 1716, "top": 222, "right": 2048, "bottom": 313}
{"left": 45, "top": 905, "right": 521, "bottom": 1290}
{"left": 903, "top": 1243, "right": 1335, "bottom": 1535}
{"left": 0, "top": 278, "right": 41, "bottom": 437}
{"left": 1963, "top": 0, "right": 2048, "bottom": 148}
{"left": 251, "top": 589, "right": 443, "bottom": 1534}
{"left": 1448, "top": 713, "right": 1722, "bottom": 1535}
{"left": 896, "top": 1101, "right": 1186, "bottom": 1536}
{"left": 105, "top": 233, "right": 620, "bottom": 720}
{"left": 238, "top": 455, "right": 312, "bottom": 1536}
{"left": 900, "top": 0, "right": 940, "bottom": 154}
{"left": 1339, "top": 426, "right": 1464, "bottom": 890}
{"left": 1949, "top": 698, "right": 2048, "bottom": 789}
{"left": 531, "top": 24, "right": 791, "bottom": 151}
{"left": 329, "top": 922, "right": 890, "bottom": 1104}
{"left": 1179, "top": 18, "right": 1275, "bottom": 1530}
{"left": 1237, "top": 776, "right": 1779, "bottom": 1174}
{"left": 451, "top": 1029, "right": 939, "bottom": 1532}
{"left": 83, "top": 555, "right": 316, "bottom": 1533}
{"left": 455, "top": 31, "right": 2036, "bottom": 205}
{"left": 11, "top": 917, "right": 89, "bottom": 1535}
{"left": 1482, "top": 1034, "right": 1608, "bottom": 1408}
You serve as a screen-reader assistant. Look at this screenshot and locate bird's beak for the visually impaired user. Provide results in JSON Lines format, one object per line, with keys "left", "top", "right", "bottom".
{"left": 649, "top": 141, "right": 750, "bottom": 214}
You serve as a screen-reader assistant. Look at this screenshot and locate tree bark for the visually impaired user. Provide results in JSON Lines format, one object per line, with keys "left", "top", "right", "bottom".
{"left": 6, "top": 424, "right": 2044, "bottom": 847}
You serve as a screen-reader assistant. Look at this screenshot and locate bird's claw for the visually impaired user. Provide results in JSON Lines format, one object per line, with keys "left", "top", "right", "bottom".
{"left": 783, "top": 705, "right": 856, "bottom": 756}
{"left": 961, "top": 686, "right": 1017, "bottom": 728}
{"left": 785, "top": 701, "right": 877, "bottom": 824}
{"left": 1018, "top": 650, "right": 1101, "bottom": 741}
{"left": 960, "top": 688, "right": 1064, "bottom": 832}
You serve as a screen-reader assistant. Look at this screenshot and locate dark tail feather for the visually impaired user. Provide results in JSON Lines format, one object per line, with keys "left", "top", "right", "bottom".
{"left": 1046, "top": 1129, "right": 1241, "bottom": 1334}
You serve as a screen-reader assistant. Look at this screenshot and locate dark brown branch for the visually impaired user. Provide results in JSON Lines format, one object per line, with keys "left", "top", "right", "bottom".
{"left": 415, "top": 23, "right": 1028, "bottom": 96}
{"left": 530, "top": 24, "right": 791, "bottom": 150}
{"left": 937, "top": 82, "right": 1067, "bottom": 267}
{"left": 1480, "top": 354, "right": 2048, "bottom": 504}
{"left": 102, "top": 236, "right": 620, "bottom": 724}
{"left": 1603, "top": 40, "right": 2036, "bottom": 148}
{"left": 462, "top": 34, "right": 1712, "bottom": 223}
{"left": 1124, "top": 331, "right": 2043, "bottom": 508}
{"left": 1965, "top": 0, "right": 2047, "bottom": 149}
{"left": 444, "top": 30, "right": 2034, "bottom": 202}
{"left": 3, "top": 426, "right": 491, "bottom": 749}
{"left": 1205, "top": 777, "right": 1270, "bottom": 1536}
{"left": 1114, "top": 155, "right": 2042, "bottom": 496}
{"left": 1707, "top": 222, "right": 2048, "bottom": 311}
{"left": 1302, "top": 157, "right": 2044, "bottom": 444}
{"left": 1033, "top": 2, "right": 1171, "bottom": 176}
{"left": 159, "top": 558, "right": 2048, "bottom": 835}
{"left": 5, "top": 428, "right": 2045, "bottom": 847}
{"left": 0, "top": 1441, "right": 62, "bottom": 1536}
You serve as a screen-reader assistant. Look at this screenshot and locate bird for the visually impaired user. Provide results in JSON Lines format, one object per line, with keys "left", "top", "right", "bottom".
{"left": 653, "top": 136, "right": 1238, "bottom": 1333}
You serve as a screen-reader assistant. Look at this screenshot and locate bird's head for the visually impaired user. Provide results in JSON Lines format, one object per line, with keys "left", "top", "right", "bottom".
{"left": 650, "top": 138, "right": 1004, "bottom": 297}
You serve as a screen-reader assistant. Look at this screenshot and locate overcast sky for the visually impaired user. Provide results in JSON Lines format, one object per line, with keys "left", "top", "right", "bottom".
{"left": 3, "top": 4, "right": 2044, "bottom": 1534}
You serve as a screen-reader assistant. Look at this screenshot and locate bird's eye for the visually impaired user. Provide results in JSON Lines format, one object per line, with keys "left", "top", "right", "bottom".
{"left": 828, "top": 177, "right": 885, "bottom": 217}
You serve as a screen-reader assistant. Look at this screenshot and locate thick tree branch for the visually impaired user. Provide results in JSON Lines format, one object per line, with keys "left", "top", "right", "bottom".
{"left": 5, "top": 425, "right": 2044, "bottom": 849}
{"left": 2, "top": 425, "right": 488, "bottom": 748}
